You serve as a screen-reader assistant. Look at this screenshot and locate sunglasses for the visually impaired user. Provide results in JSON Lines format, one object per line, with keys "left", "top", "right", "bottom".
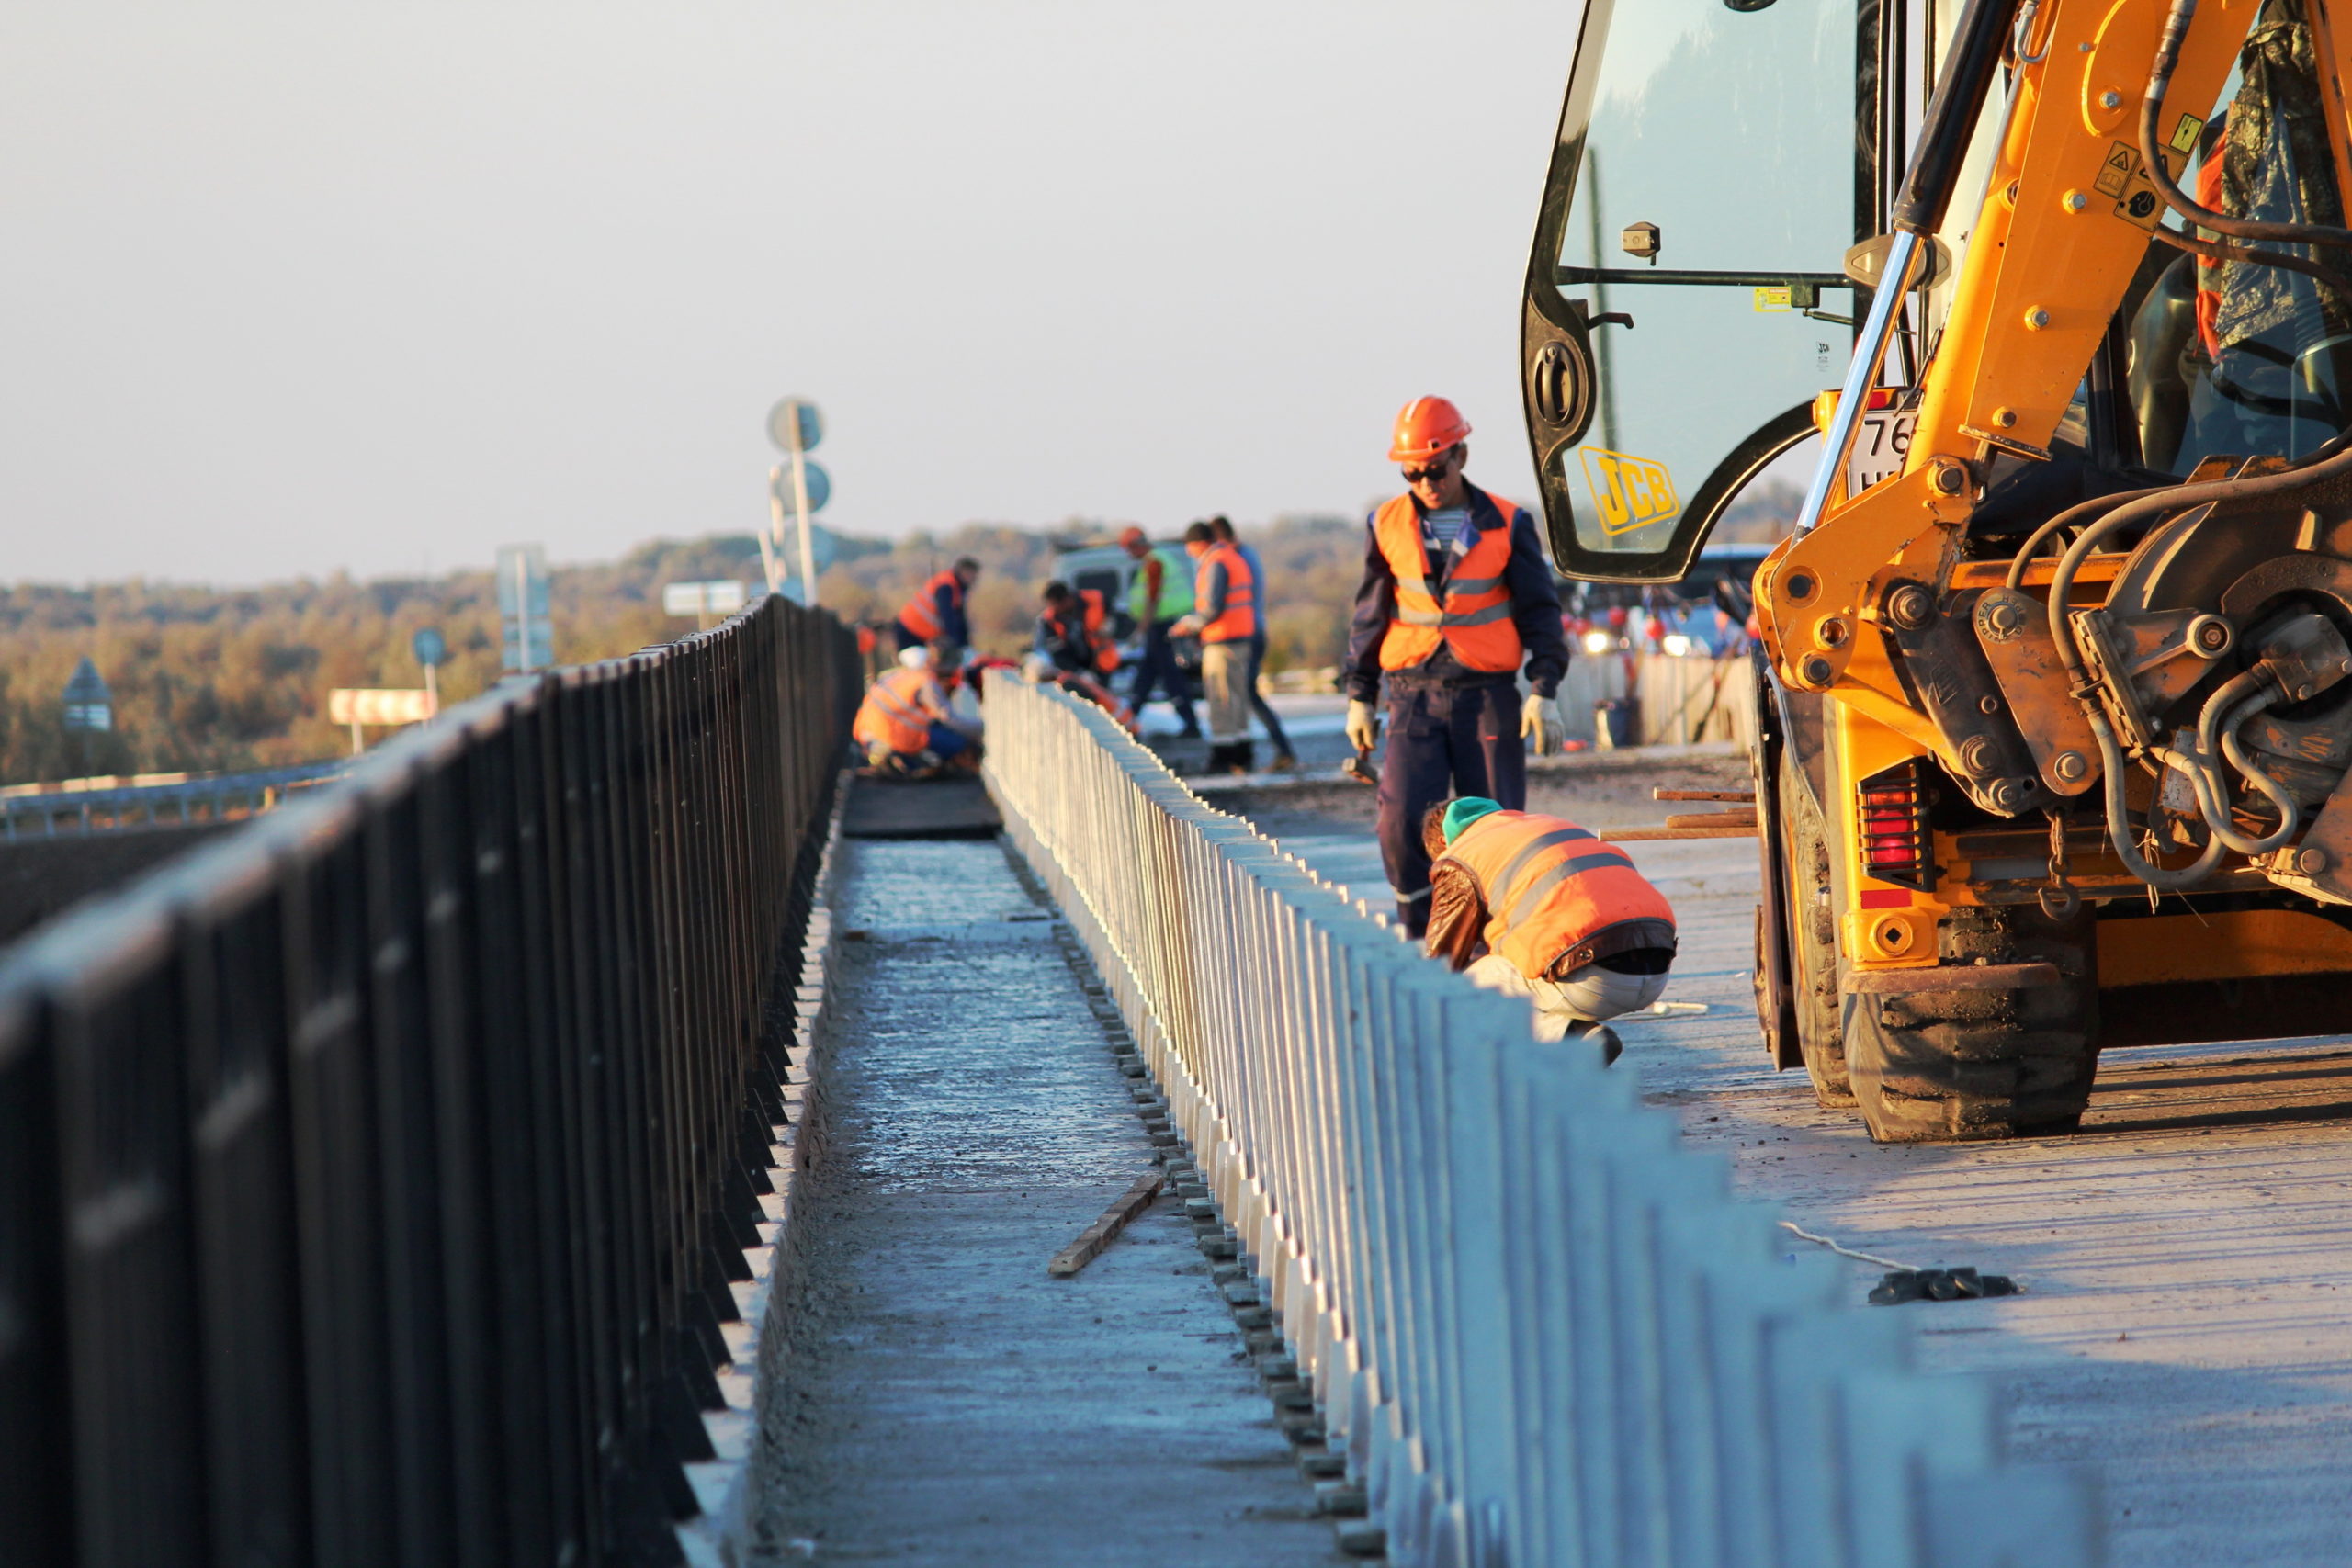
{"left": 1402, "top": 451, "right": 1458, "bottom": 484}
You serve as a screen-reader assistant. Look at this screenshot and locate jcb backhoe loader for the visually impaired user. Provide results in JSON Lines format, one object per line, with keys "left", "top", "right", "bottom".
{"left": 1524, "top": 0, "right": 2352, "bottom": 1141}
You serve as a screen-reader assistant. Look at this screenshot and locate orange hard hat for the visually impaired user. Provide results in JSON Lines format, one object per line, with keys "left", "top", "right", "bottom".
{"left": 1389, "top": 396, "right": 1471, "bottom": 463}
{"left": 1117, "top": 525, "right": 1148, "bottom": 547}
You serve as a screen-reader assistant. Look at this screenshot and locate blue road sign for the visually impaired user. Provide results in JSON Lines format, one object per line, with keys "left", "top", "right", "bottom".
{"left": 767, "top": 398, "right": 823, "bottom": 454}
{"left": 412, "top": 626, "right": 447, "bottom": 668}
{"left": 772, "top": 460, "right": 831, "bottom": 513}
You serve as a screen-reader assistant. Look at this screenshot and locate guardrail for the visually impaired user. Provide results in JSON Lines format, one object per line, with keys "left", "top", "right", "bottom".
{"left": 982, "top": 674, "right": 2099, "bottom": 1568}
{"left": 1, "top": 760, "right": 349, "bottom": 840}
{"left": 0, "top": 597, "right": 857, "bottom": 1568}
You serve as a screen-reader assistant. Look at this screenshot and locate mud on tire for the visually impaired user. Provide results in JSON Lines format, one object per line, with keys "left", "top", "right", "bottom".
{"left": 1841, "top": 906, "right": 2099, "bottom": 1143}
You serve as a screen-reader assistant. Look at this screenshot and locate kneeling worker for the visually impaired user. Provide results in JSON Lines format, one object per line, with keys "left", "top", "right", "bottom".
{"left": 854, "top": 641, "right": 982, "bottom": 775}
{"left": 1422, "top": 797, "right": 1677, "bottom": 1058}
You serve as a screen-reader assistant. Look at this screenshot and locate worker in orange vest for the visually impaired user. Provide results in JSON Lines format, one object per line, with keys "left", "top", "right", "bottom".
{"left": 1421, "top": 797, "right": 1677, "bottom": 1059}
{"left": 1170, "top": 519, "right": 1259, "bottom": 773}
{"left": 893, "top": 558, "right": 980, "bottom": 654}
{"left": 1344, "top": 397, "right": 1570, "bottom": 935}
{"left": 854, "top": 642, "right": 981, "bottom": 775}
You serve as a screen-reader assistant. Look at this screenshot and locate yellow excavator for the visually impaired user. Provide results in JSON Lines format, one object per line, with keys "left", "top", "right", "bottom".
{"left": 1524, "top": 0, "right": 2352, "bottom": 1140}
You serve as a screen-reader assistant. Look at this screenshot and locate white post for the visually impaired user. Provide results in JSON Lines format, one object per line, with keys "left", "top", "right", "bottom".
{"left": 513, "top": 550, "right": 535, "bottom": 673}
{"left": 763, "top": 466, "right": 787, "bottom": 595}
{"left": 349, "top": 718, "right": 364, "bottom": 757}
{"left": 790, "top": 441, "right": 818, "bottom": 606}
{"left": 424, "top": 661, "right": 439, "bottom": 716}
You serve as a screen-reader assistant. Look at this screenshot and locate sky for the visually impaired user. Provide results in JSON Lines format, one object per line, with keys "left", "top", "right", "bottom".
{"left": 1, "top": 4, "right": 1588, "bottom": 585}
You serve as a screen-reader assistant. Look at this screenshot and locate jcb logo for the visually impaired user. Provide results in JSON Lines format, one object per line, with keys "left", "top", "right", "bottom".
{"left": 1579, "top": 446, "right": 1680, "bottom": 536}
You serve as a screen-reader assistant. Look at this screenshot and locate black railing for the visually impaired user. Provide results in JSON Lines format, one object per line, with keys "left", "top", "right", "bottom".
{"left": 0, "top": 596, "right": 858, "bottom": 1568}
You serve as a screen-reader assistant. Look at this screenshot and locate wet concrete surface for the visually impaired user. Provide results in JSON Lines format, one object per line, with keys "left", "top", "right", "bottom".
{"left": 749, "top": 833, "right": 1343, "bottom": 1565}
{"left": 1237, "top": 754, "right": 2352, "bottom": 1567}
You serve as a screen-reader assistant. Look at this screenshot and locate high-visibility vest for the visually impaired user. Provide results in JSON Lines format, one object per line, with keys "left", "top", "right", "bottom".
{"left": 1437, "top": 808, "right": 1676, "bottom": 980}
{"left": 1193, "top": 543, "right": 1257, "bottom": 644}
{"left": 896, "top": 570, "right": 964, "bottom": 641}
{"left": 1126, "top": 550, "right": 1192, "bottom": 623}
{"left": 1373, "top": 494, "right": 1523, "bottom": 672}
{"left": 853, "top": 667, "right": 938, "bottom": 754}
{"left": 1079, "top": 589, "right": 1121, "bottom": 672}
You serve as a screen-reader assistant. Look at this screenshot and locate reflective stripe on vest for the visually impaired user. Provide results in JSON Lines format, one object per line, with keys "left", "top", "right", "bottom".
{"left": 853, "top": 667, "right": 935, "bottom": 754}
{"left": 1374, "top": 494, "right": 1524, "bottom": 671}
{"left": 897, "top": 570, "right": 963, "bottom": 640}
{"left": 1196, "top": 543, "right": 1257, "bottom": 643}
{"left": 1438, "top": 808, "right": 1676, "bottom": 979}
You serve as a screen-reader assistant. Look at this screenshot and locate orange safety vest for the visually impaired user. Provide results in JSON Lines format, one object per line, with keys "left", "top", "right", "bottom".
{"left": 853, "top": 667, "right": 938, "bottom": 754}
{"left": 896, "top": 570, "right": 964, "bottom": 641}
{"left": 1374, "top": 494, "right": 1523, "bottom": 672}
{"left": 1437, "top": 808, "right": 1676, "bottom": 980}
{"left": 1194, "top": 543, "right": 1257, "bottom": 644}
{"left": 1080, "top": 588, "right": 1121, "bottom": 672}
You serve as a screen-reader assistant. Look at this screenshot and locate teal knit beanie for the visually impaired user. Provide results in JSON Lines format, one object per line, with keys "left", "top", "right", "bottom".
{"left": 1442, "top": 797, "right": 1503, "bottom": 843}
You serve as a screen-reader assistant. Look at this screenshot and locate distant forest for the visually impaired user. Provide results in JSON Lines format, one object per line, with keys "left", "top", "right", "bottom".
{"left": 3, "top": 482, "right": 1797, "bottom": 786}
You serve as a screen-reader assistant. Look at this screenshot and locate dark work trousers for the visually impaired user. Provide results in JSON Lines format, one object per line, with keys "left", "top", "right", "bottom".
{"left": 1249, "top": 637, "right": 1295, "bottom": 758}
{"left": 1129, "top": 619, "right": 1199, "bottom": 733}
{"left": 1378, "top": 681, "right": 1526, "bottom": 936}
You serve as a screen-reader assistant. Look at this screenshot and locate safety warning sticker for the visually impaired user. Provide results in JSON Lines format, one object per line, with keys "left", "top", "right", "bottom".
{"left": 1579, "top": 447, "right": 1681, "bottom": 537}
{"left": 2094, "top": 141, "right": 2134, "bottom": 197}
{"left": 2098, "top": 140, "right": 2175, "bottom": 230}
{"left": 1753, "top": 285, "right": 1792, "bottom": 313}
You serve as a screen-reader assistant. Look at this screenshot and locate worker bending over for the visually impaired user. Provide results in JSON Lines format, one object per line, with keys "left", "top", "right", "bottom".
{"left": 1344, "top": 397, "right": 1570, "bottom": 934}
{"left": 1422, "top": 797, "right": 1677, "bottom": 1058}
{"left": 892, "top": 557, "right": 980, "bottom": 654}
{"left": 1033, "top": 581, "right": 1104, "bottom": 676}
{"left": 854, "top": 642, "right": 983, "bottom": 775}
{"left": 1170, "top": 520, "right": 1260, "bottom": 774}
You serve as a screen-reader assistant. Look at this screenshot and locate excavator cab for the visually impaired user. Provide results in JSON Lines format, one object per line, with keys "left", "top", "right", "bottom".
{"left": 1522, "top": 0, "right": 1888, "bottom": 582}
{"left": 1523, "top": 0, "right": 2352, "bottom": 1144}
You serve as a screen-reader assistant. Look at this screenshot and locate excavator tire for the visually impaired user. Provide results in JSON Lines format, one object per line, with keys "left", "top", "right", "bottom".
{"left": 1839, "top": 906, "right": 2100, "bottom": 1143}
{"left": 1779, "top": 746, "right": 1851, "bottom": 1106}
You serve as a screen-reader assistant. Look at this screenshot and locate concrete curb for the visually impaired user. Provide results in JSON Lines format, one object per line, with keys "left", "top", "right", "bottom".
{"left": 676, "top": 771, "right": 854, "bottom": 1568}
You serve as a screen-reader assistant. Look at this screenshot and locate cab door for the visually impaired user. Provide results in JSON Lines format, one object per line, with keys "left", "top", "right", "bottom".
{"left": 1522, "top": 0, "right": 1885, "bottom": 581}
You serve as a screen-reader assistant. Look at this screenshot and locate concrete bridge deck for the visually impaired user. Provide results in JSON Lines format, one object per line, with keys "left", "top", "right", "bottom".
{"left": 744, "top": 827, "right": 1346, "bottom": 1565}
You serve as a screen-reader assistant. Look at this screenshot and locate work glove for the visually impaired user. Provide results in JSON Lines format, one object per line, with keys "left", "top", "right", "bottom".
{"left": 1168, "top": 615, "right": 1204, "bottom": 638}
{"left": 1345, "top": 699, "right": 1380, "bottom": 752}
{"left": 1521, "top": 693, "right": 1565, "bottom": 757}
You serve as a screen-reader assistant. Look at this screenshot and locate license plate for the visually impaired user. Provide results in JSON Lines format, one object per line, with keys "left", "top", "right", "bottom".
{"left": 1847, "top": 408, "right": 1917, "bottom": 496}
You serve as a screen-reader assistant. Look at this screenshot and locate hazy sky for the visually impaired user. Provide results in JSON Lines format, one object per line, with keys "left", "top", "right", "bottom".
{"left": 3, "top": 4, "right": 1585, "bottom": 585}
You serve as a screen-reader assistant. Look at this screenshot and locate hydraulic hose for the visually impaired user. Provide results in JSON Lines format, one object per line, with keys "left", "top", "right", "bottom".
{"left": 2090, "top": 704, "right": 2230, "bottom": 886}
{"left": 2150, "top": 225, "right": 2352, "bottom": 319}
{"left": 2141, "top": 0, "right": 2352, "bottom": 250}
{"left": 2004, "top": 486, "right": 2169, "bottom": 591}
{"left": 2220, "top": 692, "right": 2301, "bottom": 849}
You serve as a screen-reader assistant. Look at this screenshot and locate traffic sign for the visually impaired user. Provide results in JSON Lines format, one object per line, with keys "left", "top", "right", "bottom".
{"left": 495, "top": 543, "right": 553, "bottom": 673}
{"left": 329, "top": 688, "right": 437, "bottom": 726}
{"left": 412, "top": 626, "right": 447, "bottom": 668}
{"left": 767, "top": 398, "right": 823, "bottom": 454}
{"left": 771, "top": 459, "right": 831, "bottom": 513}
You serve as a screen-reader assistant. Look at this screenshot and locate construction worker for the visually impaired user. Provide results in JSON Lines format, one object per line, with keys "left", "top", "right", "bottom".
{"left": 1421, "top": 796, "right": 1677, "bottom": 1059}
{"left": 853, "top": 641, "right": 982, "bottom": 775}
{"left": 1170, "top": 520, "right": 1259, "bottom": 773}
{"left": 1118, "top": 525, "right": 1199, "bottom": 738}
{"left": 893, "top": 557, "right": 981, "bottom": 654}
{"left": 1033, "top": 581, "right": 1102, "bottom": 676}
{"left": 1345, "top": 397, "right": 1570, "bottom": 935}
{"left": 1207, "top": 515, "right": 1297, "bottom": 771}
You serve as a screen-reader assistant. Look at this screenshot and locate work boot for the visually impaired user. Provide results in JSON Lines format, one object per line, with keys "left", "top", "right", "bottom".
{"left": 1229, "top": 741, "right": 1255, "bottom": 776}
{"left": 1270, "top": 750, "right": 1299, "bottom": 773}
{"left": 1563, "top": 1020, "right": 1623, "bottom": 1066}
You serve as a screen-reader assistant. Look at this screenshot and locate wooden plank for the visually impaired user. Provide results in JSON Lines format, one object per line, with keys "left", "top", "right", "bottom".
{"left": 1653, "top": 788, "right": 1757, "bottom": 803}
{"left": 1664, "top": 809, "right": 1756, "bottom": 829}
{"left": 1047, "top": 1170, "right": 1168, "bottom": 1277}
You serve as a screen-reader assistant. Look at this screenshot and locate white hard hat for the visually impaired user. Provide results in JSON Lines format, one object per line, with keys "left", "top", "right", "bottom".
{"left": 898, "top": 647, "right": 933, "bottom": 671}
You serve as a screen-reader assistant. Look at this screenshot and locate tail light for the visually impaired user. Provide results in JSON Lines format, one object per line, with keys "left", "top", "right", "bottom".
{"left": 1857, "top": 759, "right": 1934, "bottom": 891}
